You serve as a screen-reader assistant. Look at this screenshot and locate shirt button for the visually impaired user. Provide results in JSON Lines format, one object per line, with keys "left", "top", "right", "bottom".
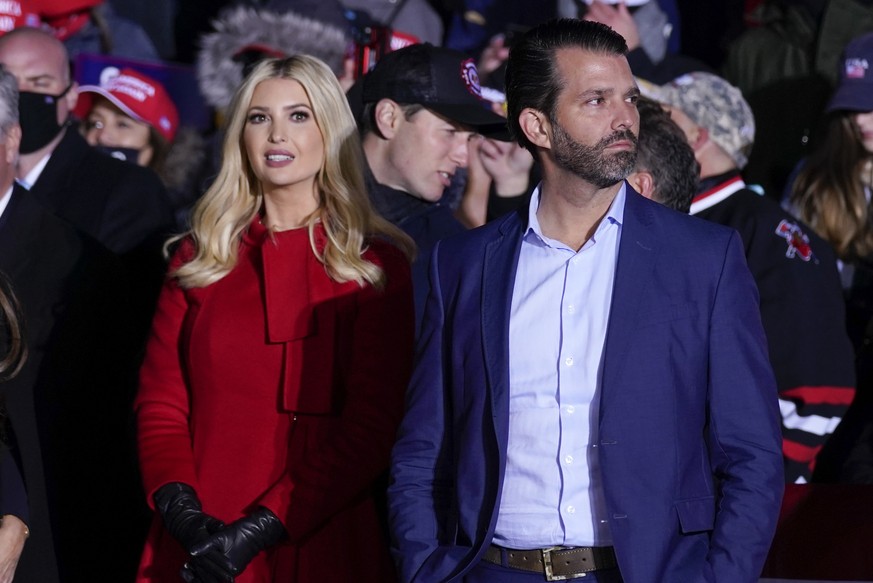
{"left": 566, "top": 405, "right": 575, "bottom": 414}
{"left": 567, "top": 506, "right": 576, "bottom": 514}
{"left": 571, "top": 257, "right": 580, "bottom": 265}
{"left": 567, "top": 304, "right": 575, "bottom": 314}
{"left": 564, "top": 455, "right": 573, "bottom": 464}
{"left": 565, "top": 357, "right": 574, "bottom": 367}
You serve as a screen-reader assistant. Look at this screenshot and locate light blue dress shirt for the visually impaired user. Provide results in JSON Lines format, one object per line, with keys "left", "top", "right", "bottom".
{"left": 493, "top": 183, "right": 625, "bottom": 549}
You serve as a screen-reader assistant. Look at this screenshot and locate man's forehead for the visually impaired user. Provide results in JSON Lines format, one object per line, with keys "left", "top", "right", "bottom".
{"left": 422, "top": 108, "right": 475, "bottom": 133}
{"left": 554, "top": 47, "right": 632, "bottom": 81}
{"left": 552, "top": 51, "right": 634, "bottom": 103}
{"left": 0, "top": 35, "right": 66, "bottom": 76}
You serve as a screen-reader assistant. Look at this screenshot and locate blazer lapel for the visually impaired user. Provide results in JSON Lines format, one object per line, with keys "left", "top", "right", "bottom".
{"left": 481, "top": 210, "right": 526, "bottom": 423}
{"left": 601, "top": 188, "right": 660, "bottom": 396}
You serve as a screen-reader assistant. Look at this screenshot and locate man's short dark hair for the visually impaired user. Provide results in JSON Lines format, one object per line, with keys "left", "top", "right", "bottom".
{"left": 635, "top": 96, "right": 699, "bottom": 213}
{"left": 504, "top": 18, "right": 628, "bottom": 153}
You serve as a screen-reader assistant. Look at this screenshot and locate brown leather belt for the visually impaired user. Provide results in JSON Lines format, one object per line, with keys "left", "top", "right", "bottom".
{"left": 483, "top": 544, "right": 617, "bottom": 581}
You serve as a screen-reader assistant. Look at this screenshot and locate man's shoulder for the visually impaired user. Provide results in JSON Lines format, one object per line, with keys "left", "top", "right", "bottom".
{"left": 700, "top": 187, "right": 839, "bottom": 267}
{"left": 629, "top": 188, "right": 738, "bottom": 247}
{"left": 1, "top": 187, "right": 111, "bottom": 273}
{"left": 438, "top": 208, "right": 521, "bottom": 254}
{"left": 81, "top": 144, "right": 164, "bottom": 190}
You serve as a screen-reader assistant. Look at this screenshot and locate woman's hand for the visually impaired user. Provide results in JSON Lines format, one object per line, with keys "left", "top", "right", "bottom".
{"left": 0, "top": 514, "right": 27, "bottom": 583}
{"left": 181, "top": 507, "right": 285, "bottom": 583}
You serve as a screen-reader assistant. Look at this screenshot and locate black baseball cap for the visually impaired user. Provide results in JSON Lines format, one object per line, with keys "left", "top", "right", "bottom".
{"left": 362, "top": 43, "right": 509, "bottom": 137}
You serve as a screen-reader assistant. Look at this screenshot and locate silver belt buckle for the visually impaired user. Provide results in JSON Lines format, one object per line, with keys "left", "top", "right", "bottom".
{"left": 542, "top": 546, "right": 587, "bottom": 581}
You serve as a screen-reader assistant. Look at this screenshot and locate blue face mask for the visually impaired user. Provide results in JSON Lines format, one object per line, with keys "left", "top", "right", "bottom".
{"left": 18, "top": 83, "right": 73, "bottom": 154}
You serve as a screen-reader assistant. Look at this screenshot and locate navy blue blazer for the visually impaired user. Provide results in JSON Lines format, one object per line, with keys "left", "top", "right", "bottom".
{"left": 388, "top": 186, "right": 784, "bottom": 583}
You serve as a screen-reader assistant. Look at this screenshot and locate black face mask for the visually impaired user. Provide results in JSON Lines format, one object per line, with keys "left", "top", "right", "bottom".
{"left": 18, "top": 84, "right": 72, "bottom": 154}
{"left": 93, "top": 145, "right": 140, "bottom": 165}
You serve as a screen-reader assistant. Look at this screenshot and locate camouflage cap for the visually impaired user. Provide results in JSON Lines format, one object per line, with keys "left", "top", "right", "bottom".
{"left": 641, "top": 72, "right": 755, "bottom": 169}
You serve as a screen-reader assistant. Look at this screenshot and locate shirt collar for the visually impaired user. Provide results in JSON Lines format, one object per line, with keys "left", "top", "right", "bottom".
{"left": 19, "top": 151, "right": 52, "bottom": 190}
{"left": 525, "top": 181, "right": 627, "bottom": 248}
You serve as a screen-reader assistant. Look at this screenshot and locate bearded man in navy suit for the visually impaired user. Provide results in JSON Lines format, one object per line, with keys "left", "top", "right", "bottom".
{"left": 388, "top": 18, "right": 784, "bottom": 583}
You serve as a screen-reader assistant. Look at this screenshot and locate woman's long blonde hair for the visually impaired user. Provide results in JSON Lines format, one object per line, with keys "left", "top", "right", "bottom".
{"left": 790, "top": 113, "right": 873, "bottom": 262}
{"left": 172, "top": 55, "right": 413, "bottom": 289}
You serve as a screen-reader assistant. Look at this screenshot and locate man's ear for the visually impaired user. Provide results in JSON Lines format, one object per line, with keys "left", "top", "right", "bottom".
{"left": 65, "top": 80, "right": 79, "bottom": 112}
{"left": 518, "top": 107, "right": 551, "bottom": 150}
{"left": 4, "top": 124, "right": 20, "bottom": 163}
{"left": 690, "top": 125, "right": 708, "bottom": 151}
{"left": 373, "top": 98, "right": 402, "bottom": 139}
{"left": 627, "top": 170, "right": 656, "bottom": 200}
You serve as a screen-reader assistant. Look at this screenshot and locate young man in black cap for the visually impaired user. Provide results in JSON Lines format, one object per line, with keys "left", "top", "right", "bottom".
{"left": 359, "top": 43, "right": 508, "bottom": 323}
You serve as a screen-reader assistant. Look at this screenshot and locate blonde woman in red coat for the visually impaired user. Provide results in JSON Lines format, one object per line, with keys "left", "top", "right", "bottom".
{"left": 134, "top": 55, "right": 415, "bottom": 583}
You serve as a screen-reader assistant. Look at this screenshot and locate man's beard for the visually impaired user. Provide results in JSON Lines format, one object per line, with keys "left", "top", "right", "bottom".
{"left": 551, "top": 122, "right": 638, "bottom": 188}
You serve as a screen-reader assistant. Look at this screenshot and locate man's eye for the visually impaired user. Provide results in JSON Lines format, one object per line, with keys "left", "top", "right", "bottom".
{"left": 86, "top": 119, "right": 104, "bottom": 131}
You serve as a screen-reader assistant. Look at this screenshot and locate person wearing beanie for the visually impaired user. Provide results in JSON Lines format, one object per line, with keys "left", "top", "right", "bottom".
{"left": 647, "top": 71, "right": 857, "bottom": 484}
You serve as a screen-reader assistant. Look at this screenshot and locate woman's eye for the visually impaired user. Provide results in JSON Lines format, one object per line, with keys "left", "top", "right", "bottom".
{"left": 247, "top": 113, "right": 267, "bottom": 123}
{"left": 290, "top": 111, "right": 309, "bottom": 122}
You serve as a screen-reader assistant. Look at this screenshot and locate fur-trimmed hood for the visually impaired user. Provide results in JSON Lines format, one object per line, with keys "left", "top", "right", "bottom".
{"left": 196, "top": 4, "right": 350, "bottom": 111}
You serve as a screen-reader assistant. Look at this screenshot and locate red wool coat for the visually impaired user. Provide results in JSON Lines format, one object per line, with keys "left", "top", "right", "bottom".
{"left": 134, "top": 220, "right": 414, "bottom": 582}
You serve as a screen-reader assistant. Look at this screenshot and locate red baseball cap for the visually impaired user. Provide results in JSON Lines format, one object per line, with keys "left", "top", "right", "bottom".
{"left": 0, "top": 1, "right": 42, "bottom": 35}
{"left": 75, "top": 68, "right": 179, "bottom": 142}
{"left": 34, "top": 0, "right": 100, "bottom": 39}
{"left": 35, "top": 0, "right": 101, "bottom": 17}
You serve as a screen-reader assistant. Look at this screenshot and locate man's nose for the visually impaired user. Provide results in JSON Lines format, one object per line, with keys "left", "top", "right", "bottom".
{"left": 613, "top": 102, "right": 637, "bottom": 131}
{"left": 450, "top": 135, "right": 470, "bottom": 168}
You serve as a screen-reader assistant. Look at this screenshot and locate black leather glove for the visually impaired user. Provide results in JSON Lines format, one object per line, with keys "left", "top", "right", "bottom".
{"left": 153, "top": 482, "right": 224, "bottom": 553}
{"left": 180, "top": 507, "right": 286, "bottom": 583}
